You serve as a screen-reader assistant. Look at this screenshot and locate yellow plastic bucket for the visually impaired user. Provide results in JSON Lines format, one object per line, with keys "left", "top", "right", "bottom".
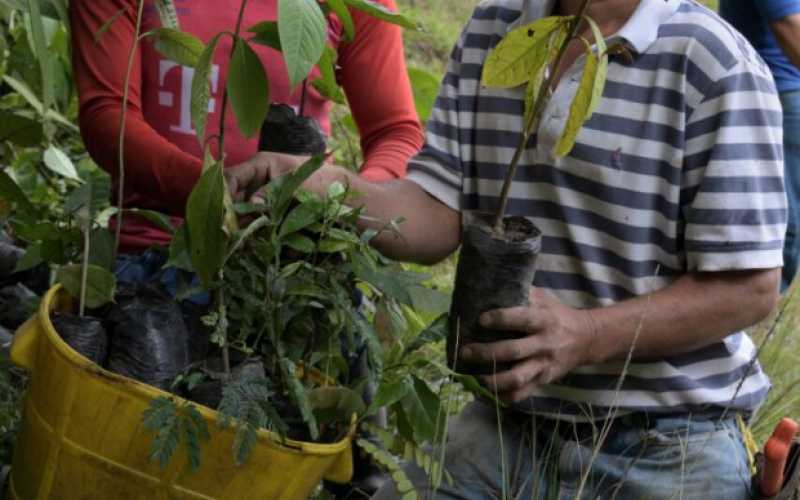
{"left": 8, "top": 285, "right": 354, "bottom": 499}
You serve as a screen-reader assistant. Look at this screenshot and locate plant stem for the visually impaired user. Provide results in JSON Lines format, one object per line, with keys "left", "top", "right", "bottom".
{"left": 217, "top": 0, "right": 249, "bottom": 159}
{"left": 299, "top": 78, "right": 308, "bottom": 117}
{"left": 79, "top": 218, "right": 90, "bottom": 317}
{"left": 114, "top": 0, "right": 146, "bottom": 260}
{"left": 214, "top": 0, "right": 249, "bottom": 377}
{"left": 492, "top": 0, "right": 593, "bottom": 232}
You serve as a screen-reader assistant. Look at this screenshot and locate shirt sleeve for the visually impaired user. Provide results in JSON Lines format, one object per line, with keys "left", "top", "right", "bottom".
{"left": 338, "top": 0, "right": 424, "bottom": 181}
{"left": 70, "top": 0, "right": 202, "bottom": 217}
{"left": 682, "top": 62, "right": 786, "bottom": 271}
{"left": 403, "top": 28, "right": 467, "bottom": 211}
{"left": 755, "top": 0, "right": 800, "bottom": 22}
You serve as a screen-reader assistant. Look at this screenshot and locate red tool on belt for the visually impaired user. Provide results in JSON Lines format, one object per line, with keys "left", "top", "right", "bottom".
{"left": 756, "top": 418, "right": 800, "bottom": 499}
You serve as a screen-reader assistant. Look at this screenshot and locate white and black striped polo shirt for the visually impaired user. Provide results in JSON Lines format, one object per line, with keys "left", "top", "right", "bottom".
{"left": 409, "top": 0, "right": 786, "bottom": 418}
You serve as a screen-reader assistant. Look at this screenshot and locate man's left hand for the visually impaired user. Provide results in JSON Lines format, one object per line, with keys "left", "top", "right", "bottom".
{"left": 459, "top": 288, "right": 598, "bottom": 403}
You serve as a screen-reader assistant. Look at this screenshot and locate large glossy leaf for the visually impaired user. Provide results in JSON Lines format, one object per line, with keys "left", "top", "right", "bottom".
{"left": 553, "top": 17, "right": 607, "bottom": 158}
{"left": 343, "top": 0, "right": 419, "bottom": 30}
{"left": 150, "top": 27, "right": 204, "bottom": 68}
{"left": 191, "top": 33, "right": 223, "bottom": 146}
{"left": 482, "top": 16, "right": 570, "bottom": 88}
{"left": 166, "top": 224, "right": 193, "bottom": 271}
{"left": 327, "top": 0, "right": 354, "bottom": 41}
{"left": 43, "top": 145, "right": 81, "bottom": 182}
{"left": 57, "top": 264, "right": 117, "bottom": 309}
{"left": 227, "top": 39, "right": 269, "bottom": 138}
{"left": 277, "top": 0, "right": 327, "bottom": 89}
{"left": 185, "top": 162, "right": 226, "bottom": 287}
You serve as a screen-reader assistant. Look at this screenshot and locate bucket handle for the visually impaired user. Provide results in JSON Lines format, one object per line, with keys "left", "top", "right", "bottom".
{"left": 11, "top": 317, "right": 40, "bottom": 371}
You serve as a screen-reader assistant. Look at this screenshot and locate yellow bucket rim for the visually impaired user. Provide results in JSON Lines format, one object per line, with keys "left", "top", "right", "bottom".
{"left": 35, "top": 284, "right": 355, "bottom": 457}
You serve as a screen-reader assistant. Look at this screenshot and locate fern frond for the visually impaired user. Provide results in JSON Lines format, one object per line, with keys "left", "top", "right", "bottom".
{"left": 356, "top": 438, "right": 418, "bottom": 500}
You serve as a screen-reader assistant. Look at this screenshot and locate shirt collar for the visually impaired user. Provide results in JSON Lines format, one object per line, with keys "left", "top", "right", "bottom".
{"left": 512, "top": 0, "right": 681, "bottom": 55}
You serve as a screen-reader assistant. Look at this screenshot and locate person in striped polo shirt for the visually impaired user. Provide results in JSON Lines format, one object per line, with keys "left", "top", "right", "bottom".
{"left": 227, "top": 0, "right": 786, "bottom": 497}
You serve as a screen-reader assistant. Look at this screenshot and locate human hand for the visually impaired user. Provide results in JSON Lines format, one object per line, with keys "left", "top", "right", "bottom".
{"left": 459, "top": 288, "right": 598, "bottom": 403}
{"left": 224, "top": 151, "right": 309, "bottom": 202}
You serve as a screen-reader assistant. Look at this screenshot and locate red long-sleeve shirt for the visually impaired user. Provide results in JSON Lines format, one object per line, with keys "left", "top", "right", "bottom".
{"left": 70, "top": 0, "right": 423, "bottom": 252}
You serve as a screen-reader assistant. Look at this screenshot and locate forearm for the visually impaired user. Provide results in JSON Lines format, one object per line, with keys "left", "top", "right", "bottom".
{"left": 770, "top": 14, "right": 800, "bottom": 69}
{"left": 586, "top": 269, "right": 780, "bottom": 364}
{"left": 312, "top": 165, "right": 460, "bottom": 264}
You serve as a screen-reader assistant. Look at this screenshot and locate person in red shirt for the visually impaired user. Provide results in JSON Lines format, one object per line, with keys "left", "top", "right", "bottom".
{"left": 70, "top": 0, "right": 423, "bottom": 254}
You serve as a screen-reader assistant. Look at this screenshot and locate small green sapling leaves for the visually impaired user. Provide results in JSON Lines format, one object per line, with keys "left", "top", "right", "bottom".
{"left": 43, "top": 145, "right": 81, "bottom": 182}
{"left": 343, "top": 0, "right": 420, "bottom": 30}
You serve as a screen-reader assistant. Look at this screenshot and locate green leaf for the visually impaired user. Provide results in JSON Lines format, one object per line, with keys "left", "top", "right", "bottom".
{"left": 279, "top": 200, "right": 323, "bottom": 237}
{"left": 94, "top": 7, "right": 128, "bottom": 43}
{"left": 227, "top": 39, "right": 269, "bottom": 138}
{"left": 405, "top": 313, "right": 448, "bottom": 353}
{"left": 407, "top": 67, "right": 439, "bottom": 122}
{"left": 311, "top": 46, "right": 345, "bottom": 104}
{"left": 43, "top": 145, "right": 81, "bottom": 182}
{"left": 27, "top": 0, "right": 53, "bottom": 123}
{"left": 309, "top": 386, "right": 366, "bottom": 423}
{"left": 367, "top": 378, "right": 411, "bottom": 416}
{"left": 154, "top": 0, "right": 180, "bottom": 29}
{"left": 13, "top": 244, "right": 42, "bottom": 273}
{"left": 269, "top": 155, "right": 325, "bottom": 219}
{"left": 186, "top": 162, "right": 227, "bottom": 287}
{"left": 0, "top": 110, "right": 43, "bottom": 146}
{"left": 56, "top": 264, "right": 117, "bottom": 309}
{"left": 280, "top": 359, "right": 319, "bottom": 440}
{"left": 191, "top": 33, "right": 223, "bottom": 146}
{"left": 0, "top": 170, "right": 37, "bottom": 222}
{"left": 327, "top": 0, "right": 354, "bottom": 41}
{"left": 126, "top": 209, "right": 176, "bottom": 235}
{"left": 167, "top": 224, "right": 193, "bottom": 271}
{"left": 278, "top": 0, "right": 327, "bottom": 89}
{"left": 283, "top": 233, "right": 315, "bottom": 253}
{"left": 482, "top": 16, "right": 570, "bottom": 88}
{"left": 553, "top": 19, "right": 607, "bottom": 158}
{"left": 89, "top": 228, "right": 115, "bottom": 271}
{"left": 248, "top": 21, "right": 281, "bottom": 51}
{"left": 342, "top": 0, "right": 419, "bottom": 30}
{"left": 150, "top": 27, "right": 204, "bottom": 68}
{"left": 317, "top": 238, "right": 350, "bottom": 253}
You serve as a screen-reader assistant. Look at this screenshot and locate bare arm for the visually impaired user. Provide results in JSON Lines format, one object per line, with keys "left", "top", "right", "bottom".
{"left": 770, "top": 13, "right": 800, "bottom": 69}
{"left": 464, "top": 268, "right": 780, "bottom": 402}
{"left": 225, "top": 154, "right": 461, "bottom": 265}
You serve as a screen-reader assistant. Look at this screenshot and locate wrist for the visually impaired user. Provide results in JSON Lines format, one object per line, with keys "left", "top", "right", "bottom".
{"left": 580, "top": 308, "right": 601, "bottom": 366}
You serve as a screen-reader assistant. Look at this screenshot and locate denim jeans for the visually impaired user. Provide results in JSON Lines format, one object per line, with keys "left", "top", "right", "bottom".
{"left": 373, "top": 400, "right": 752, "bottom": 500}
{"left": 780, "top": 89, "right": 800, "bottom": 291}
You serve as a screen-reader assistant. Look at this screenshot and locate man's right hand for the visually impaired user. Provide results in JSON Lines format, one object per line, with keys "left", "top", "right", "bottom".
{"left": 224, "top": 151, "right": 309, "bottom": 202}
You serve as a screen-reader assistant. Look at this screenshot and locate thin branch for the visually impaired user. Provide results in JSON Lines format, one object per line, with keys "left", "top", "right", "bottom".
{"left": 114, "top": 0, "right": 146, "bottom": 260}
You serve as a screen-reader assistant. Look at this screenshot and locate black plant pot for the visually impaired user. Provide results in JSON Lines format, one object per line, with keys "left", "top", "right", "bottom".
{"left": 448, "top": 212, "right": 542, "bottom": 375}
{"left": 258, "top": 104, "right": 326, "bottom": 156}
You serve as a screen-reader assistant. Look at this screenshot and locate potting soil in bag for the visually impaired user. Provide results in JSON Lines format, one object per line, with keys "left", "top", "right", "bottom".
{"left": 51, "top": 312, "right": 108, "bottom": 365}
{"left": 449, "top": 213, "right": 541, "bottom": 375}
{"left": 107, "top": 283, "right": 190, "bottom": 390}
{"left": 258, "top": 104, "right": 327, "bottom": 155}
{"left": 0, "top": 283, "right": 39, "bottom": 329}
